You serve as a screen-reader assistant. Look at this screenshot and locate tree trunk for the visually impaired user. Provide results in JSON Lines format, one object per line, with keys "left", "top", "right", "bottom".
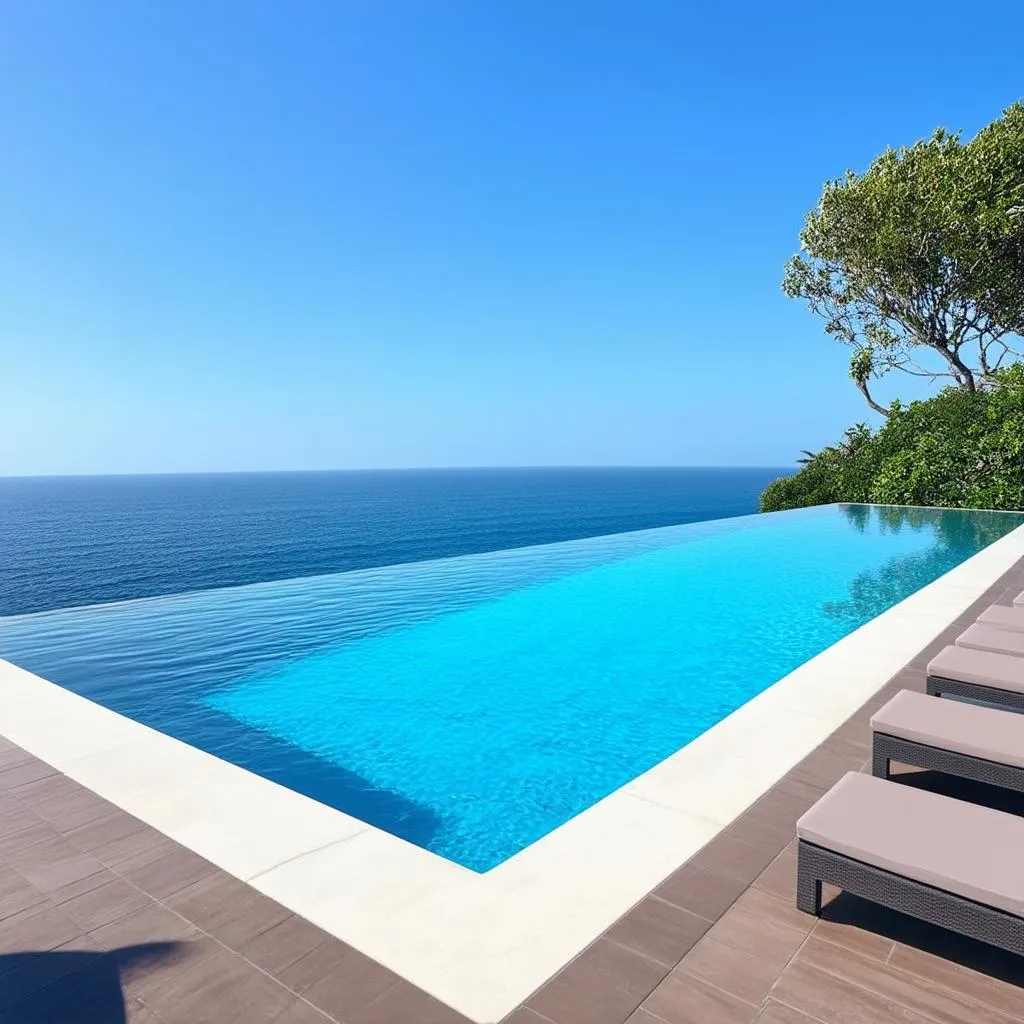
{"left": 855, "top": 379, "right": 889, "bottom": 417}
{"left": 933, "top": 340, "right": 977, "bottom": 392}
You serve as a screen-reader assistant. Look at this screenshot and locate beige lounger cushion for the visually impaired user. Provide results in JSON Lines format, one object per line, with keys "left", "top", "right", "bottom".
{"left": 955, "top": 623, "right": 1024, "bottom": 657}
{"left": 978, "top": 604, "right": 1024, "bottom": 634}
{"left": 928, "top": 645, "right": 1024, "bottom": 694}
{"left": 797, "top": 772, "right": 1024, "bottom": 917}
{"left": 871, "top": 689, "right": 1024, "bottom": 769}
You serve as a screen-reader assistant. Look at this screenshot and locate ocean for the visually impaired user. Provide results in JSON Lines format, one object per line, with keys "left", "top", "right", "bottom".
{"left": 0, "top": 467, "right": 789, "bottom": 617}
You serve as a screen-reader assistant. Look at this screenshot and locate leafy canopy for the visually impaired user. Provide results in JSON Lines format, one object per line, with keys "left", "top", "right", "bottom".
{"left": 783, "top": 103, "right": 1024, "bottom": 414}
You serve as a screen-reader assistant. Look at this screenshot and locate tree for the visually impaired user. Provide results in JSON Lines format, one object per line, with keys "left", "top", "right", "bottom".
{"left": 783, "top": 103, "right": 1024, "bottom": 416}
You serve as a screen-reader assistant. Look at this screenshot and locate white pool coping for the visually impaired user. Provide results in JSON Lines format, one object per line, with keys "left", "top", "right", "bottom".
{"left": 2, "top": 518, "right": 1023, "bottom": 1021}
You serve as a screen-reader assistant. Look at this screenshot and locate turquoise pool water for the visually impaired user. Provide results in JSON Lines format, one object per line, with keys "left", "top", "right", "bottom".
{"left": 1, "top": 503, "right": 1021, "bottom": 870}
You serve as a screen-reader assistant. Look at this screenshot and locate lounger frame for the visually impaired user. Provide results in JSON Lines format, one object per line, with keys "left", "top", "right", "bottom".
{"left": 796, "top": 840, "right": 1024, "bottom": 956}
{"left": 872, "top": 732, "right": 1024, "bottom": 794}
{"left": 926, "top": 672, "right": 1024, "bottom": 711}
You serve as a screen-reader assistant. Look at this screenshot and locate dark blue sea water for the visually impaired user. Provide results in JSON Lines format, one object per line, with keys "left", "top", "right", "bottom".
{"left": 0, "top": 467, "right": 789, "bottom": 617}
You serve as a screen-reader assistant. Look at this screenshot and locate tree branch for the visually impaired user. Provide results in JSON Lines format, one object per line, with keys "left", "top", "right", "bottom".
{"left": 854, "top": 378, "right": 890, "bottom": 416}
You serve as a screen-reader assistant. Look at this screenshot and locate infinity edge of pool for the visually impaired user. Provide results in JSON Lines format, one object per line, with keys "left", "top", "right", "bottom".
{"left": 1, "top": 512, "right": 1023, "bottom": 1022}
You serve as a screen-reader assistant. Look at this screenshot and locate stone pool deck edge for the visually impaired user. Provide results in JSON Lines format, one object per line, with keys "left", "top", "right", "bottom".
{"left": 0, "top": 522, "right": 1022, "bottom": 1022}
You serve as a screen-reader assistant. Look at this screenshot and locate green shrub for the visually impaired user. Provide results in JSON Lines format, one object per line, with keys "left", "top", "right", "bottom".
{"left": 760, "top": 365, "right": 1024, "bottom": 513}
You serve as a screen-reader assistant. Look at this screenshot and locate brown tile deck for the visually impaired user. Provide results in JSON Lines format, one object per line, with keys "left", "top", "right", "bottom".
{"left": 1, "top": 560, "right": 1023, "bottom": 1022}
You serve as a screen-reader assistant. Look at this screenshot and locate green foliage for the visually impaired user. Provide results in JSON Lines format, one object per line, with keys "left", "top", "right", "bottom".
{"left": 783, "top": 103, "right": 1024, "bottom": 411}
{"left": 760, "top": 365, "right": 1024, "bottom": 512}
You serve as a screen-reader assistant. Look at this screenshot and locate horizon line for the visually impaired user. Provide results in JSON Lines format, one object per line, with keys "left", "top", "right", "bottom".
{"left": 0, "top": 464, "right": 797, "bottom": 481}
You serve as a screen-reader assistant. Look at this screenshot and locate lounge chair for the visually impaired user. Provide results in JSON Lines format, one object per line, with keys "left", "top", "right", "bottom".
{"left": 796, "top": 772, "right": 1024, "bottom": 954}
{"left": 956, "top": 623, "right": 1024, "bottom": 657}
{"left": 871, "top": 689, "right": 1024, "bottom": 793}
{"left": 978, "top": 604, "right": 1024, "bottom": 633}
{"left": 927, "top": 645, "right": 1024, "bottom": 711}
{"left": 1016, "top": 590, "right": 1024, "bottom": 607}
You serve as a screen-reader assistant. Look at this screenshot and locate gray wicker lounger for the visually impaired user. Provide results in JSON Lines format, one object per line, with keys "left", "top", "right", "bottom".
{"left": 956, "top": 623, "right": 1024, "bottom": 657}
{"left": 871, "top": 689, "right": 1024, "bottom": 793}
{"left": 978, "top": 604, "right": 1024, "bottom": 633}
{"left": 796, "top": 772, "right": 1024, "bottom": 955}
{"left": 927, "top": 645, "right": 1024, "bottom": 711}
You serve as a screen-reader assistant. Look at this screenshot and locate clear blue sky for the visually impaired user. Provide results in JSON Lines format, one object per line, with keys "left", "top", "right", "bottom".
{"left": 2, "top": 1, "right": 1022, "bottom": 475}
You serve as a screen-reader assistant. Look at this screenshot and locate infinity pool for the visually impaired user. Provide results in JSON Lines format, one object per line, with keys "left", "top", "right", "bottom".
{"left": 2, "top": 503, "right": 1021, "bottom": 870}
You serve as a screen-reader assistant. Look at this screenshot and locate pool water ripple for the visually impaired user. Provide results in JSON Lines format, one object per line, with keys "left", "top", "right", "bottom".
{"left": 1, "top": 503, "right": 1021, "bottom": 870}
